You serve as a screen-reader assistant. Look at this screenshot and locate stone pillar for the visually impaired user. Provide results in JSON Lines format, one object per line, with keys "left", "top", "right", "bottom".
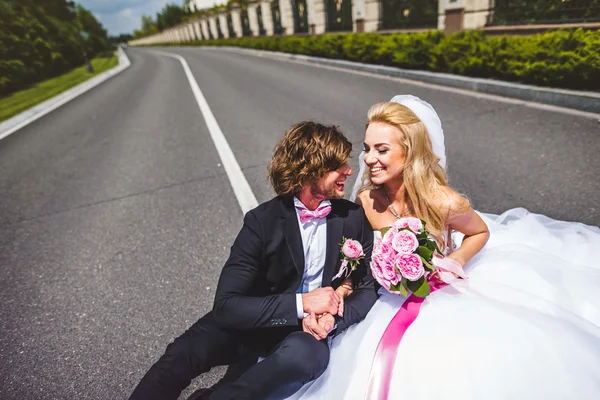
{"left": 200, "top": 16, "right": 211, "bottom": 39}
{"left": 218, "top": 9, "right": 230, "bottom": 38}
{"left": 188, "top": 23, "right": 196, "bottom": 41}
{"left": 439, "top": 0, "right": 493, "bottom": 34}
{"left": 353, "top": 0, "right": 364, "bottom": 32}
{"left": 231, "top": 3, "right": 244, "bottom": 37}
{"left": 464, "top": 0, "right": 493, "bottom": 30}
{"left": 260, "top": 0, "right": 274, "bottom": 36}
{"left": 193, "top": 20, "right": 202, "bottom": 40}
{"left": 307, "top": 0, "right": 326, "bottom": 34}
{"left": 248, "top": 1, "right": 260, "bottom": 36}
{"left": 208, "top": 12, "right": 219, "bottom": 38}
{"left": 358, "top": 0, "right": 380, "bottom": 32}
{"left": 279, "top": 0, "right": 294, "bottom": 35}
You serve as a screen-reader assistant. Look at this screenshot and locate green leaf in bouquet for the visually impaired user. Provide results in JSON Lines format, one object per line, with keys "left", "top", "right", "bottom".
{"left": 425, "top": 240, "right": 436, "bottom": 251}
{"left": 417, "top": 231, "right": 428, "bottom": 240}
{"left": 431, "top": 240, "right": 442, "bottom": 254}
{"left": 380, "top": 226, "right": 391, "bottom": 237}
{"left": 407, "top": 277, "right": 431, "bottom": 298}
{"left": 423, "top": 258, "right": 435, "bottom": 272}
{"left": 416, "top": 246, "right": 433, "bottom": 261}
{"left": 399, "top": 278, "right": 409, "bottom": 297}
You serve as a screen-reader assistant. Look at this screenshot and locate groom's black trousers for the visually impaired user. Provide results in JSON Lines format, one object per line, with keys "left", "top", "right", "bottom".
{"left": 130, "top": 312, "right": 330, "bottom": 400}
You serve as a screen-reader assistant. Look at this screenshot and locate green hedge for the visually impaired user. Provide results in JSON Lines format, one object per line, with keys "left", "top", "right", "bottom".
{"left": 152, "top": 29, "right": 599, "bottom": 91}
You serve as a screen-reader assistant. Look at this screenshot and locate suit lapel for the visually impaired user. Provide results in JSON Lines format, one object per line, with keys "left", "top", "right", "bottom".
{"left": 322, "top": 209, "right": 344, "bottom": 287}
{"left": 283, "top": 201, "right": 305, "bottom": 277}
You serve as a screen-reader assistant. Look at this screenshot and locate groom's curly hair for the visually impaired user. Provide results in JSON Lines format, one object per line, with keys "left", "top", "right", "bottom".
{"left": 268, "top": 121, "right": 352, "bottom": 196}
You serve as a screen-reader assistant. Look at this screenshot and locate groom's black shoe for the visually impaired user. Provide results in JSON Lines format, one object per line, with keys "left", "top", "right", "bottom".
{"left": 186, "top": 388, "right": 213, "bottom": 400}
{"left": 186, "top": 360, "right": 254, "bottom": 400}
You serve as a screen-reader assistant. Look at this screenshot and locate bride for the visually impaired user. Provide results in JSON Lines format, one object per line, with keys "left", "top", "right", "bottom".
{"left": 286, "top": 95, "right": 600, "bottom": 399}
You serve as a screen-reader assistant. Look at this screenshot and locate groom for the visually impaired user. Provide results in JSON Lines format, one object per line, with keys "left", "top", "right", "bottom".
{"left": 130, "top": 121, "right": 377, "bottom": 400}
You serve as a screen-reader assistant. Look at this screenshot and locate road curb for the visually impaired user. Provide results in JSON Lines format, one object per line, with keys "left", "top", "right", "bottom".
{"left": 215, "top": 46, "right": 600, "bottom": 114}
{"left": 0, "top": 47, "right": 132, "bottom": 141}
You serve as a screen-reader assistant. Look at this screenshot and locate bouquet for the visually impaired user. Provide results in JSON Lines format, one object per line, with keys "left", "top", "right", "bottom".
{"left": 370, "top": 217, "right": 465, "bottom": 298}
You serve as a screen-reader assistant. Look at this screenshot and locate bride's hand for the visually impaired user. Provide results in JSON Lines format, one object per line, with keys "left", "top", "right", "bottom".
{"left": 335, "top": 279, "right": 353, "bottom": 317}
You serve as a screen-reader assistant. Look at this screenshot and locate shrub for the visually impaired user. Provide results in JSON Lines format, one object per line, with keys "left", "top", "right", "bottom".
{"left": 156, "top": 28, "right": 599, "bottom": 91}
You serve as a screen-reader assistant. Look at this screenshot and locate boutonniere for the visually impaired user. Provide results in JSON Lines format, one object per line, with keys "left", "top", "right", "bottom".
{"left": 332, "top": 237, "right": 365, "bottom": 280}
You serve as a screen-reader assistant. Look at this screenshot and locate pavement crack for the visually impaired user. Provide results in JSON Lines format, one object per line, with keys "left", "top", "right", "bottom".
{"left": 2, "top": 171, "right": 228, "bottom": 228}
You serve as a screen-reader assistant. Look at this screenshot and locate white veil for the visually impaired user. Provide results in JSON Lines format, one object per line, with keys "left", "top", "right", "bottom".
{"left": 349, "top": 95, "right": 446, "bottom": 202}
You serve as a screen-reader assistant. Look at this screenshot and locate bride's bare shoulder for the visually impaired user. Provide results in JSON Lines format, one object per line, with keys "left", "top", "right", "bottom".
{"left": 356, "top": 189, "right": 381, "bottom": 207}
{"left": 356, "top": 189, "right": 388, "bottom": 214}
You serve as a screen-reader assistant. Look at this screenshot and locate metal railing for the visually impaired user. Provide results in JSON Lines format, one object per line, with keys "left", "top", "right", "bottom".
{"left": 380, "top": 0, "right": 438, "bottom": 30}
{"left": 327, "top": 0, "right": 353, "bottom": 32}
{"left": 488, "top": 0, "right": 600, "bottom": 25}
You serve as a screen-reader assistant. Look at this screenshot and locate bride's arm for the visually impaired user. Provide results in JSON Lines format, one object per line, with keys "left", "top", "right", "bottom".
{"left": 335, "top": 279, "right": 353, "bottom": 316}
{"left": 442, "top": 189, "right": 489, "bottom": 267}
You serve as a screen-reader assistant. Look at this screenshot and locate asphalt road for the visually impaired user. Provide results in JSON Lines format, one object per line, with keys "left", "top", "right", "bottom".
{"left": 0, "top": 46, "right": 598, "bottom": 399}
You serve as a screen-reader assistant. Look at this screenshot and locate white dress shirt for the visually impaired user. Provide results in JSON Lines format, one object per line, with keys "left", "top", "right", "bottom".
{"left": 294, "top": 197, "right": 330, "bottom": 319}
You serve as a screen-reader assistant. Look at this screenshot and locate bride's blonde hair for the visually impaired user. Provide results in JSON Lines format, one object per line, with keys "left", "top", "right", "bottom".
{"left": 359, "top": 102, "right": 458, "bottom": 249}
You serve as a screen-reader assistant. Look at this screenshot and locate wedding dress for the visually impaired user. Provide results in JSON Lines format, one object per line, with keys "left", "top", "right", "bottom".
{"left": 287, "top": 209, "right": 600, "bottom": 399}
{"left": 285, "top": 95, "right": 600, "bottom": 399}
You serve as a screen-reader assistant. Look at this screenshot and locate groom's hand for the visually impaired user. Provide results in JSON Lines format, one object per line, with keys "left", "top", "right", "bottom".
{"left": 302, "top": 287, "right": 340, "bottom": 316}
{"left": 317, "top": 313, "right": 335, "bottom": 334}
{"left": 302, "top": 312, "right": 329, "bottom": 340}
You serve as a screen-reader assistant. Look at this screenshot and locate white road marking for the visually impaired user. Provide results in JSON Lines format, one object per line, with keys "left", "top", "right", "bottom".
{"left": 154, "top": 50, "right": 258, "bottom": 214}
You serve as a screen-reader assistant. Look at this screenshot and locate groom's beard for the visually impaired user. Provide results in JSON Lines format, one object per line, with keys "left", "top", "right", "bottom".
{"left": 310, "top": 183, "right": 343, "bottom": 200}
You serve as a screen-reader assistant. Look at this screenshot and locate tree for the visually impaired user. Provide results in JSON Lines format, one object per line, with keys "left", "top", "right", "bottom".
{"left": 77, "top": 5, "right": 111, "bottom": 55}
{"left": 141, "top": 14, "right": 158, "bottom": 33}
{"left": 0, "top": 0, "right": 111, "bottom": 96}
{"left": 157, "top": 4, "right": 184, "bottom": 30}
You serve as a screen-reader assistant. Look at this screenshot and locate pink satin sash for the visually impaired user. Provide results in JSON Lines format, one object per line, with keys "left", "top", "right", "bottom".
{"left": 366, "top": 282, "right": 446, "bottom": 400}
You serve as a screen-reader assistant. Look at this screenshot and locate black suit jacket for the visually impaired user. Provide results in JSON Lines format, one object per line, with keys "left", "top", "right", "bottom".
{"left": 212, "top": 195, "right": 377, "bottom": 340}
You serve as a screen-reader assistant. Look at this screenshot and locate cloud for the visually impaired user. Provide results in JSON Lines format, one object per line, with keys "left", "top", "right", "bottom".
{"left": 78, "top": 0, "right": 177, "bottom": 35}
{"left": 120, "top": 8, "right": 134, "bottom": 17}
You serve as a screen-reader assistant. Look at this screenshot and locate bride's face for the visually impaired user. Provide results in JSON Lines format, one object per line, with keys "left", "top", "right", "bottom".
{"left": 363, "top": 122, "right": 406, "bottom": 186}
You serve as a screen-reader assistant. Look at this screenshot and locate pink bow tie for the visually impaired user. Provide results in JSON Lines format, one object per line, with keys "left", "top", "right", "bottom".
{"left": 298, "top": 205, "right": 332, "bottom": 224}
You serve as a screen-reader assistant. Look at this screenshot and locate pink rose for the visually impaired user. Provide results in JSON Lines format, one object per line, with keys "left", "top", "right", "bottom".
{"left": 382, "top": 226, "right": 399, "bottom": 245}
{"left": 370, "top": 259, "right": 390, "bottom": 290}
{"left": 396, "top": 254, "right": 425, "bottom": 281}
{"left": 394, "top": 217, "right": 423, "bottom": 233}
{"left": 342, "top": 239, "right": 363, "bottom": 259}
{"left": 378, "top": 242, "right": 395, "bottom": 259}
{"left": 391, "top": 230, "right": 419, "bottom": 254}
{"left": 407, "top": 218, "right": 423, "bottom": 233}
{"left": 370, "top": 257, "right": 384, "bottom": 280}
{"left": 383, "top": 264, "right": 400, "bottom": 285}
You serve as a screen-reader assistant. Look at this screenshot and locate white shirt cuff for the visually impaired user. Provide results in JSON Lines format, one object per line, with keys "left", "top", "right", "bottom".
{"left": 296, "top": 293, "right": 304, "bottom": 319}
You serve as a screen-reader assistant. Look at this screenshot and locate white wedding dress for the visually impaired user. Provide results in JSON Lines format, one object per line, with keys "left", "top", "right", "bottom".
{"left": 286, "top": 208, "right": 600, "bottom": 399}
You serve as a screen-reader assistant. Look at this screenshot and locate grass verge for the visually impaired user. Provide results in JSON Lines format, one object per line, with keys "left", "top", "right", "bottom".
{"left": 0, "top": 56, "right": 119, "bottom": 123}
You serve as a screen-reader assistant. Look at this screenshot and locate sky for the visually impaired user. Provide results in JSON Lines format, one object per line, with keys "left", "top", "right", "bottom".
{"left": 78, "top": 0, "right": 219, "bottom": 36}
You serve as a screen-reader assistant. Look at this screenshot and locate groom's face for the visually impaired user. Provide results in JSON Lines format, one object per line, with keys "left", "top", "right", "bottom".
{"left": 310, "top": 161, "right": 353, "bottom": 200}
